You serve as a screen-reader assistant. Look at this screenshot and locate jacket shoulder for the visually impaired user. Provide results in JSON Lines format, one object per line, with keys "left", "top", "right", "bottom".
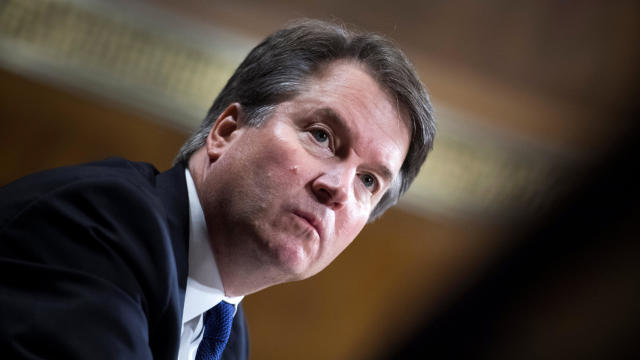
{"left": 0, "top": 158, "right": 184, "bottom": 359}
{"left": 0, "top": 158, "right": 159, "bottom": 226}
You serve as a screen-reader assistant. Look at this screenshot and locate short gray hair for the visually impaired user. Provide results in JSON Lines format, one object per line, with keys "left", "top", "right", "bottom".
{"left": 175, "top": 19, "right": 435, "bottom": 221}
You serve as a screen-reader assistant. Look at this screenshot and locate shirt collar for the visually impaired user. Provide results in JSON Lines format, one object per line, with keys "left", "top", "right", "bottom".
{"left": 182, "top": 169, "right": 243, "bottom": 324}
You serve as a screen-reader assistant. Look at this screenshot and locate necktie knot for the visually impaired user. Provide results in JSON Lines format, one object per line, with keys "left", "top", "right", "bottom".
{"left": 196, "top": 301, "right": 235, "bottom": 360}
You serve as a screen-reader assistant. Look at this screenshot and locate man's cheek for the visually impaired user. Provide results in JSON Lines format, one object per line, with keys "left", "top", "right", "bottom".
{"left": 264, "top": 145, "right": 309, "bottom": 187}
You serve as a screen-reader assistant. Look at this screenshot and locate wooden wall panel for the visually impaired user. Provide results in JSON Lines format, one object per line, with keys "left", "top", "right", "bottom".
{"left": 0, "top": 68, "right": 187, "bottom": 185}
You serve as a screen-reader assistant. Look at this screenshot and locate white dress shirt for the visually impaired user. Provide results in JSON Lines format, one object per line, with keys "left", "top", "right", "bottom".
{"left": 177, "top": 169, "right": 243, "bottom": 360}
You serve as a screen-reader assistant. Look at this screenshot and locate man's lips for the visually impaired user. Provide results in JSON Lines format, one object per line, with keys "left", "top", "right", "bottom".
{"left": 292, "top": 210, "right": 323, "bottom": 239}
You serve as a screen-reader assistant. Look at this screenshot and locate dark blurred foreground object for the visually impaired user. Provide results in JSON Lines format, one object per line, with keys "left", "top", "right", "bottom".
{"left": 382, "top": 109, "right": 640, "bottom": 360}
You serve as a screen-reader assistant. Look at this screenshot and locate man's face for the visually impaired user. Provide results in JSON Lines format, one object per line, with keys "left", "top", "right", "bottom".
{"left": 203, "top": 61, "right": 410, "bottom": 285}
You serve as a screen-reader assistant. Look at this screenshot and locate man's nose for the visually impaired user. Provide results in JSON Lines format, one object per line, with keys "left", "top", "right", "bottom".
{"left": 311, "top": 166, "right": 352, "bottom": 211}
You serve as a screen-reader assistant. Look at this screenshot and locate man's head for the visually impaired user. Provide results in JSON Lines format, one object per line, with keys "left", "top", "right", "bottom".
{"left": 180, "top": 19, "right": 435, "bottom": 295}
{"left": 176, "top": 19, "right": 435, "bottom": 220}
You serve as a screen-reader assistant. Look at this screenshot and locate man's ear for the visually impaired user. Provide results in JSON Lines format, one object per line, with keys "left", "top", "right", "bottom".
{"left": 206, "top": 103, "right": 245, "bottom": 162}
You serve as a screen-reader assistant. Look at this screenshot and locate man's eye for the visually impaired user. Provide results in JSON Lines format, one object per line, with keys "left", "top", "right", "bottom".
{"left": 360, "top": 174, "right": 378, "bottom": 191}
{"left": 310, "top": 128, "right": 330, "bottom": 144}
{"left": 305, "top": 126, "right": 335, "bottom": 155}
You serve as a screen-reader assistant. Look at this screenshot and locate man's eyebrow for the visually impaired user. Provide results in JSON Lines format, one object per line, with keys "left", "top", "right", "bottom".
{"left": 312, "top": 107, "right": 396, "bottom": 186}
{"left": 312, "top": 107, "right": 349, "bottom": 134}
{"left": 375, "top": 165, "right": 394, "bottom": 186}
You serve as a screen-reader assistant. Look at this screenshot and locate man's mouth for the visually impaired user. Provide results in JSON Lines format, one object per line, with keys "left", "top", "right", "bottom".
{"left": 292, "top": 210, "right": 323, "bottom": 239}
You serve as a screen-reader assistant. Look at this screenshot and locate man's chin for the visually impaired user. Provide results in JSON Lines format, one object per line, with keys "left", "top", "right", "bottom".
{"left": 264, "top": 245, "right": 317, "bottom": 282}
{"left": 273, "top": 255, "right": 311, "bottom": 281}
{"left": 262, "top": 231, "right": 318, "bottom": 277}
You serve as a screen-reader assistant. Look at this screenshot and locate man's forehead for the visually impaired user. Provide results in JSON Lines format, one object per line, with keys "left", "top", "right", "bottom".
{"left": 306, "top": 60, "right": 410, "bottom": 130}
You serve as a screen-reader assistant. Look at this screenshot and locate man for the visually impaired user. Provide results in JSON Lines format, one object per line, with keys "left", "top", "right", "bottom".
{"left": 0, "top": 19, "right": 435, "bottom": 359}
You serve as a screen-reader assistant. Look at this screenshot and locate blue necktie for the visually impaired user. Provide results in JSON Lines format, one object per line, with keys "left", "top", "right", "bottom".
{"left": 196, "top": 301, "right": 235, "bottom": 360}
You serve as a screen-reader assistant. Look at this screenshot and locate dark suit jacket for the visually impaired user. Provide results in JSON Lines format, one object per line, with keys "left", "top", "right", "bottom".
{"left": 0, "top": 158, "right": 248, "bottom": 359}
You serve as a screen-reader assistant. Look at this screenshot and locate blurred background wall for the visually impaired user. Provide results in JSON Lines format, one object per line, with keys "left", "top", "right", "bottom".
{"left": 1, "top": 0, "right": 638, "bottom": 359}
